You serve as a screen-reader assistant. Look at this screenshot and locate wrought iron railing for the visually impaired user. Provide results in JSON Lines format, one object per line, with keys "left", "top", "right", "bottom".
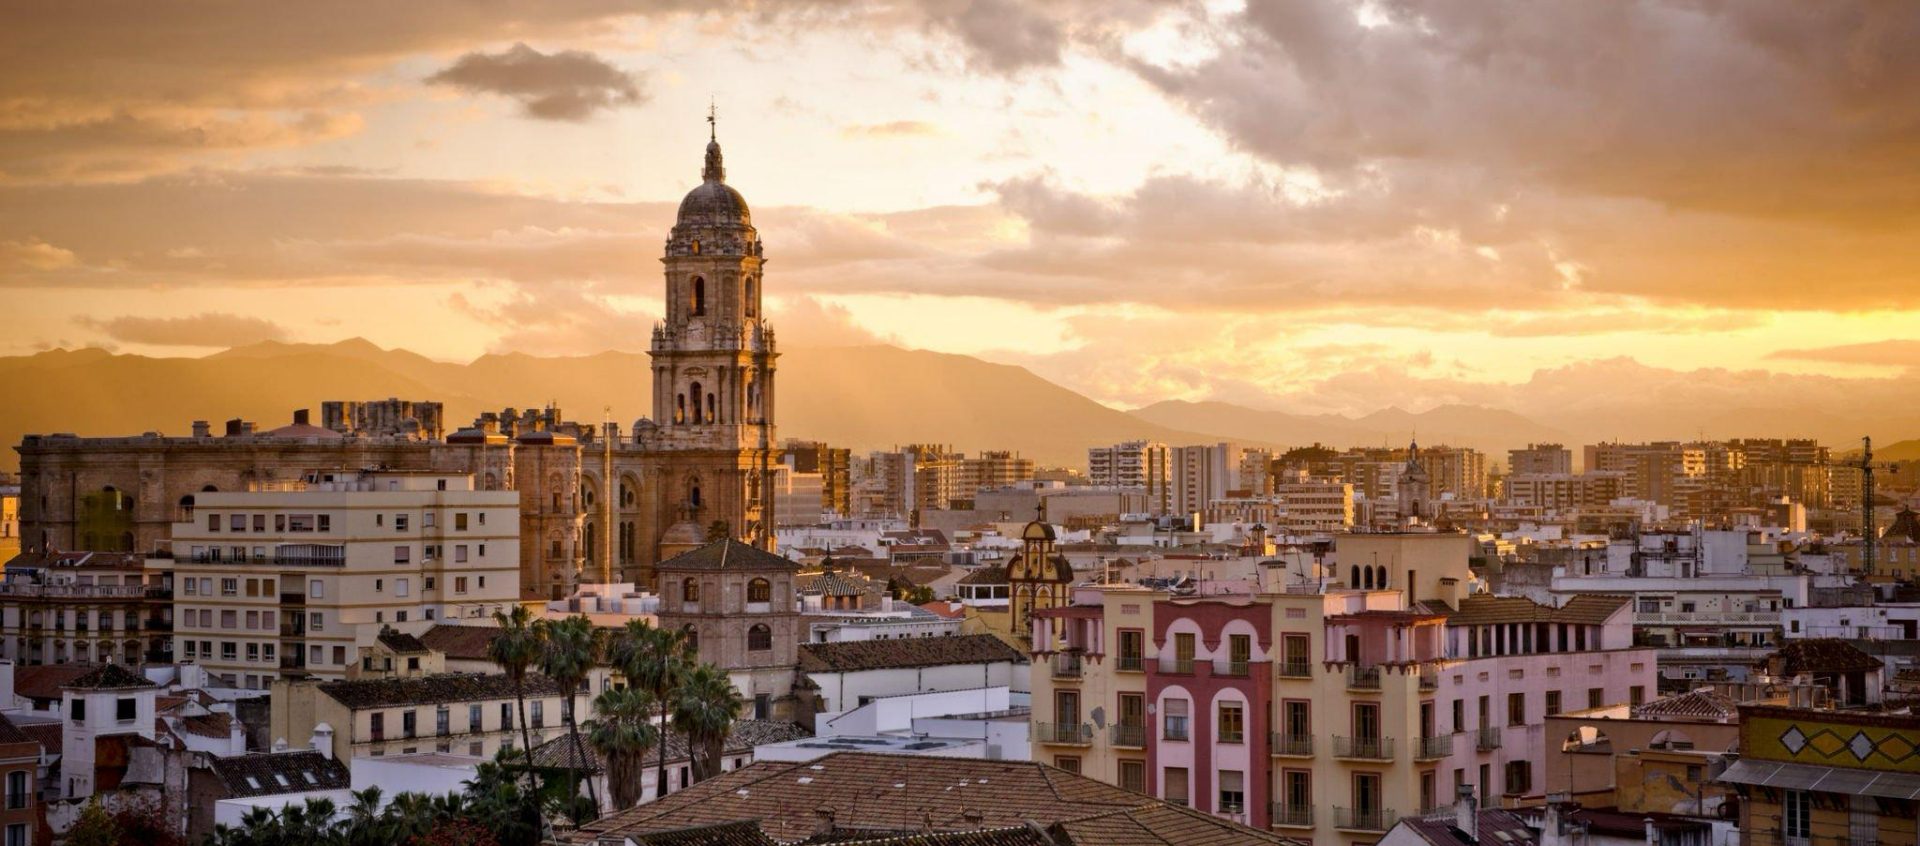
{"left": 1334, "top": 806, "right": 1397, "bottom": 831}
{"left": 1333, "top": 735, "right": 1394, "bottom": 760}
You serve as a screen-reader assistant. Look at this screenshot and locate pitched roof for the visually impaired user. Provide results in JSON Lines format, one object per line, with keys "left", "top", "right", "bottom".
{"left": 316, "top": 672, "right": 567, "bottom": 709}
{"left": 17, "top": 721, "right": 61, "bottom": 757}
{"left": 957, "top": 566, "right": 1008, "bottom": 586}
{"left": 421, "top": 623, "right": 499, "bottom": 660}
{"left": 206, "top": 749, "right": 351, "bottom": 798}
{"left": 182, "top": 712, "right": 236, "bottom": 738}
{"left": 1632, "top": 689, "right": 1739, "bottom": 721}
{"left": 1442, "top": 593, "right": 1626, "bottom": 627}
{"left": 531, "top": 719, "right": 811, "bottom": 771}
{"left": 1395, "top": 807, "right": 1536, "bottom": 846}
{"left": 64, "top": 663, "right": 157, "bottom": 690}
{"left": 661, "top": 539, "right": 799, "bottom": 573}
{"left": 571, "top": 752, "right": 1300, "bottom": 846}
{"left": 1764, "top": 639, "right": 1884, "bottom": 675}
{"left": 917, "top": 601, "right": 966, "bottom": 620}
{"left": 799, "top": 635, "right": 1025, "bottom": 674}
{"left": 377, "top": 629, "right": 429, "bottom": 654}
{"left": 597, "top": 820, "right": 1057, "bottom": 846}
{"left": 0, "top": 712, "right": 34, "bottom": 748}
{"left": 14, "top": 664, "right": 97, "bottom": 702}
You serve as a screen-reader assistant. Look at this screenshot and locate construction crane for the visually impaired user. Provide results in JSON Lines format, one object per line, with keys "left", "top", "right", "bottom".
{"left": 1854, "top": 436, "right": 1904, "bottom": 576}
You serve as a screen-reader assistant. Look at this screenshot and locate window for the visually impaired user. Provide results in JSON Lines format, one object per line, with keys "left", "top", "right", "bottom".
{"left": 1630, "top": 685, "right": 1646, "bottom": 707}
{"left": 501, "top": 703, "right": 512, "bottom": 729}
{"left": 1353, "top": 772, "right": 1382, "bottom": 814}
{"left": 208, "top": 514, "right": 220, "bottom": 532}
{"left": 1227, "top": 633, "right": 1251, "bottom": 673}
{"left": 1118, "top": 630, "right": 1145, "bottom": 670}
{"left": 1354, "top": 701, "right": 1381, "bottom": 740}
{"left": 748, "top": 624, "right": 772, "bottom": 651}
{"left": 1508, "top": 692, "right": 1526, "bottom": 726}
{"left": 424, "top": 512, "right": 435, "bottom": 528}
{"left": 310, "top": 612, "right": 324, "bottom": 632}
{"left": 4, "top": 823, "right": 22, "bottom": 846}
{"left": 1163, "top": 698, "right": 1189, "bottom": 741}
{"left": 220, "top": 610, "right": 236, "bottom": 629}
{"left": 1119, "top": 760, "right": 1146, "bottom": 794}
{"left": 1218, "top": 770, "right": 1245, "bottom": 814}
{"left": 454, "top": 545, "right": 468, "bottom": 563}
{"left": 221, "top": 642, "right": 237, "bottom": 660}
{"left": 252, "top": 514, "right": 265, "bottom": 532}
{"left": 456, "top": 513, "right": 469, "bottom": 530}
{"left": 1218, "top": 701, "right": 1245, "bottom": 743}
{"left": 184, "top": 579, "right": 197, "bottom": 596}
{"left": 1282, "top": 700, "right": 1310, "bottom": 746}
{"left": 371, "top": 713, "right": 385, "bottom": 741}
{"left": 531, "top": 701, "right": 545, "bottom": 729}
{"left": 469, "top": 704, "right": 483, "bottom": 730}
{"left": 1281, "top": 770, "right": 1311, "bottom": 823}
{"left": 116, "top": 698, "right": 136, "bottom": 722}
{"left": 455, "top": 577, "right": 469, "bottom": 594}
{"left": 310, "top": 579, "right": 324, "bottom": 599}
{"left": 402, "top": 711, "right": 417, "bottom": 739}
{"left": 1173, "top": 632, "right": 1196, "bottom": 671}
{"left": 747, "top": 578, "right": 771, "bottom": 603}
{"left": 230, "top": 514, "right": 246, "bottom": 532}
{"left": 1164, "top": 766, "right": 1189, "bottom": 807}
{"left": 1054, "top": 756, "right": 1081, "bottom": 774}
{"left": 1452, "top": 699, "right": 1465, "bottom": 733}
{"left": 1281, "top": 633, "right": 1311, "bottom": 676}
{"left": 1504, "top": 761, "right": 1532, "bottom": 795}
{"left": 395, "top": 515, "right": 408, "bottom": 531}
{"left": 332, "top": 646, "right": 345, "bottom": 665}
{"left": 70, "top": 699, "right": 84, "bottom": 722}
{"left": 220, "top": 578, "right": 237, "bottom": 596}
{"left": 5, "top": 771, "right": 26, "bottom": 809}
{"left": 1784, "top": 790, "right": 1812, "bottom": 839}
{"left": 318, "top": 514, "right": 330, "bottom": 532}
{"left": 1588, "top": 687, "right": 1604, "bottom": 709}
{"left": 395, "top": 578, "right": 410, "bottom": 598}
{"left": 393, "top": 546, "right": 410, "bottom": 564}
{"left": 1546, "top": 691, "right": 1562, "bottom": 716}
{"left": 246, "top": 643, "right": 259, "bottom": 661}
{"left": 682, "top": 579, "right": 700, "bottom": 603}
{"left": 436, "top": 707, "right": 450, "bottom": 736}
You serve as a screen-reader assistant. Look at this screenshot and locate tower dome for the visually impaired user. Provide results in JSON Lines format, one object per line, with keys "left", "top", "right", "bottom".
{"left": 676, "top": 138, "right": 751, "bottom": 227}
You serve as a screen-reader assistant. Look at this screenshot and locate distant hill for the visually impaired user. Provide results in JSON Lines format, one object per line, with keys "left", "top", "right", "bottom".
{"left": 0, "top": 340, "right": 1233, "bottom": 470}
{"left": 1129, "top": 400, "right": 1569, "bottom": 456}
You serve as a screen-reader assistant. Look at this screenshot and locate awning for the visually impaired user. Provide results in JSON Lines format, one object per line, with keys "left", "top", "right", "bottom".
{"left": 1719, "top": 759, "right": 1920, "bottom": 800}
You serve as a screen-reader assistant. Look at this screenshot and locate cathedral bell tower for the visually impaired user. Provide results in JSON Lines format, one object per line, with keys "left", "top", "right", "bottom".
{"left": 648, "top": 117, "right": 779, "bottom": 566}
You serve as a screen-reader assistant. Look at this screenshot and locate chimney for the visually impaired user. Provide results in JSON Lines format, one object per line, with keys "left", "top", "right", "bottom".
{"left": 192, "top": 420, "right": 210, "bottom": 438}
{"left": 272, "top": 737, "right": 288, "bottom": 752}
{"left": 1456, "top": 783, "right": 1478, "bottom": 843}
{"left": 225, "top": 418, "right": 243, "bottom": 437}
{"left": 813, "top": 807, "right": 837, "bottom": 837}
{"left": 310, "top": 722, "right": 335, "bottom": 759}
{"left": 293, "top": 409, "right": 310, "bottom": 426}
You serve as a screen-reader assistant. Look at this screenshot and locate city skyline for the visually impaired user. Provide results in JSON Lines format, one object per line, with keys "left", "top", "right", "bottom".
{"left": 3, "top": 1, "right": 1918, "bottom": 420}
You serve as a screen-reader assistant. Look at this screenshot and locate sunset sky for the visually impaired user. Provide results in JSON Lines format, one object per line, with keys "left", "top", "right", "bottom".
{"left": 2, "top": 1, "right": 1917, "bottom": 416}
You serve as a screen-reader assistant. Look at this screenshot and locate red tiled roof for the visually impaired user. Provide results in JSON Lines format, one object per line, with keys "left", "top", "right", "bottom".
{"left": 14, "top": 664, "right": 97, "bottom": 702}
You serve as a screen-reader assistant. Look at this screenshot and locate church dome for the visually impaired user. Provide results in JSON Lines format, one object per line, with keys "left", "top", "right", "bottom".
{"left": 675, "top": 139, "right": 751, "bottom": 228}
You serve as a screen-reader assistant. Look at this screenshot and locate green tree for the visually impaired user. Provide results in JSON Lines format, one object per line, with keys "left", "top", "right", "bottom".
{"left": 66, "top": 800, "right": 120, "bottom": 846}
{"left": 537, "top": 614, "right": 603, "bottom": 817}
{"left": 588, "top": 685, "right": 659, "bottom": 811}
{"left": 705, "top": 520, "right": 731, "bottom": 542}
{"left": 626, "top": 623, "right": 689, "bottom": 801}
{"left": 488, "top": 604, "right": 545, "bottom": 793}
{"left": 672, "top": 663, "right": 745, "bottom": 783}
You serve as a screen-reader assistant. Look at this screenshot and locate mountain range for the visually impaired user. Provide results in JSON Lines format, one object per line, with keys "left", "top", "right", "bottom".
{"left": 0, "top": 339, "right": 1912, "bottom": 472}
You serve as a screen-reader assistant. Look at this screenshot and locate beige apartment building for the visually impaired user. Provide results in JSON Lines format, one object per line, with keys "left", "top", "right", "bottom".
{"left": 270, "top": 671, "right": 585, "bottom": 760}
{"left": 159, "top": 470, "right": 519, "bottom": 688}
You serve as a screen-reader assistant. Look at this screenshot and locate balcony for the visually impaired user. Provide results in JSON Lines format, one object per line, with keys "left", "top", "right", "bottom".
{"left": 1415, "top": 734, "right": 1454, "bottom": 760}
{"left": 1476, "top": 727, "right": 1503, "bottom": 751}
{"left": 279, "top": 592, "right": 307, "bottom": 606}
{"left": 1277, "top": 659, "right": 1312, "bottom": 679}
{"left": 0, "top": 583, "right": 151, "bottom": 599}
{"left": 1033, "top": 722, "right": 1093, "bottom": 746}
{"left": 1115, "top": 654, "right": 1145, "bottom": 672}
{"left": 1270, "top": 733, "right": 1314, "bottom": 757}
{"left": 1347, "top": 665, "right": 1382, "bottom": 690}
{"left": 1158, "top": 656, "right": 1196, "bottom": 674}
{"left": 142, "top": 618, "right": 173, "bottom": 632}
{"left": 1217, "top": 659, "right": 1251, "bottom": 678}
{"left": 280, "top": 622, "right": 307, "bottom": 637}
{"left": 1110, "top": 724, "right": 1146, "bottom": 748}
{"left": 1052, "top": 653, "right": 1083, "bottom": 679}
{"left": 1270, "top": 804, "right": 1314, "bottom": 829}
{"left": 1419, "top": 669, "right": 1439, "bottom": 691}
{"left": 1634, "top": 610, "right": 1780, "bottom": 625}
{"left": 279, "top": 655, "right": 307, "bottom": 670}
{"left": 1332, "top": 735, "right": 1394, "bottom": 761}
{"left": 1333, "top": 806, "right": 1397, "bottom": 832}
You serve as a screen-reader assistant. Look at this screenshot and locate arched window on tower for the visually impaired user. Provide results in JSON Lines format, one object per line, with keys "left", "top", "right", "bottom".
{"left": 688, "top": 382, "right": 703, "bottom": 424}
{"left": 705, "top": 392, "right": 717, "bottom": 424}
{"left": 744, "top": 277, "right": 757, "bottom": 317}
{"left": 682, "top": 578, "right": 700, "bottom": 603}
{"left": 691, "top": 277, "right": 706, "bottom": 317}
{"left": 748, "top": 624, "right": 772, "bottom": 652}
{"left": 748, "top": 578, "right": 771, "bottom": 604}
{"left": 675, "top": 393, "right": 686, "bottom": 424}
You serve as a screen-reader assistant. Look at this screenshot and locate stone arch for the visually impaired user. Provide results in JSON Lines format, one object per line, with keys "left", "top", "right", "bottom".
{"left": 748, "top": 624, "right": 772, "bottom": 651}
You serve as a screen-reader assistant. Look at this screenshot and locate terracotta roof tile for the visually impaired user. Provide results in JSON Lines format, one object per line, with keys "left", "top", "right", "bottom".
{"left": 207, "top": 749, "right": 350, "bottom": 798}
{"left": 420, "top": 624, "right": 499, "bottom": 661}
{"left": 1631, "top": 690, "right": 1739, "bottom": 721}
{"left": 64, "top": 663, "right": 156, "bottom": 690}
{"left": 317, "top": 672, "right": 567, "bottom": 709}
{"left": 661, "top": 539, "right": 800, "bottom": 573}
{"left": 1763, "top": 639, "right": 1884, "bottom": 675}
{"left": 799, "top": 635, "right": 1024, "bottom": 674}
{"left": 14, "top": 664, "right": 96, "bottom": 702}
{"left": 1442, "top": 594, "right": 1626, "bottom": 627}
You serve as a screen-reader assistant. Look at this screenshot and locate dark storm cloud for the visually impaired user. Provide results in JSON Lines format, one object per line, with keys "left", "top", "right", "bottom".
{"left": 427, "top": 43, "right": 644, "bottom": 121}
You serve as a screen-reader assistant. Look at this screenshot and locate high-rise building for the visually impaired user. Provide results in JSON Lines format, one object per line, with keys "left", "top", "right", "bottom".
{"left": 781, "top": 440, "right": 852, "bottom": 518}
{"left": 1507, "top": 443, "right": 1572, "bottom": 476}
{"left": 1088, "top": 441, "right": 1172, "bottom": 514}
{"left": 958, "top": 451, "right": 1037, "bottom": 496}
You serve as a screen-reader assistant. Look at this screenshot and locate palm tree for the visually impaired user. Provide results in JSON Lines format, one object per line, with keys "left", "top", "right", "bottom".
{"left": 488, "top": 605, "right": 544, "bottom": 790}
{"left": 538, "top": 613, "right": 603, "bottom": 816}
{"left": 628, "top": 623, "right": 688, "bottom": 800}
{"left": 587, "top": 686, "right": 659, "bottom": 811}
{"left": 672, "top": 663, "right": 745, "bottom": 783}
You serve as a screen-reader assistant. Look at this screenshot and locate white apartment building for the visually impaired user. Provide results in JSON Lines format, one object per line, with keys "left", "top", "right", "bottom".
{"left": 1087, "top": 441, "right": 1172, "bottom": 515}
{"left": 160, "top": 471, "right": 519, "bottom": 688}
{"left": 1274, "top": 482, "right": 1355, "bottom": 534}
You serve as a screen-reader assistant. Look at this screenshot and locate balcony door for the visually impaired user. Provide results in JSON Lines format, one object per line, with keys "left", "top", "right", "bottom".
{"left": 1119, "top": 693, "right": 1145, "bottom": 729}
{"left": 1056, "top": 690, "right": 1080, "bottom": 725}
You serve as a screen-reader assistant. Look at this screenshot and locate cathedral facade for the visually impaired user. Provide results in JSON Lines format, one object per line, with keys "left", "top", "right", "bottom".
{"left": 13, "top": 134, "right": 780, "bottom": 600}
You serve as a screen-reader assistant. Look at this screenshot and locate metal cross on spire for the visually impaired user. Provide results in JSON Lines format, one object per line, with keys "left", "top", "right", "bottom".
{"left": 707, "top": 98, "right": 717, "bottom": 141}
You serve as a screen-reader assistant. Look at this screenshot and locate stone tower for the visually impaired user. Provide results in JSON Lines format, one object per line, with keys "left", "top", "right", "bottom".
{"left": 1397, "top": 438, "right": 1430, "bottom": 528}
{"left": 1008, "top": 515, "right": 1073, "bottom": 645}
{"left": 646, "top": 126, "right": 779, "bottom": 565}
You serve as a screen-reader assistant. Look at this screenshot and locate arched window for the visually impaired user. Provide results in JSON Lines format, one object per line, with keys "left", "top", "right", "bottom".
{"left": 682, "top": 578, "right": 700, "bottom": 603}
{"left": 690, "top": 485, "right": 702, "bottom": 509}
{"left": 747, "top": 578, "right": 771, "bottom": 603}
{"left": 744, "top": 277, "right": 757, "bottom": 317}
{"left": 179, "top": 494, "right": 196, "bottom": 520}
{"left": 583, "top": 522, "right": 596, "bottom": 560}
{"left": 1375, "top": 566, "right": 1387, "bottom": 589}
{"left": 748, "top": 624, "right": 772, "bottom": 651}
{"left": 675, "top": 393, "right": 687, "bottom": 424}
{"left": 689, "top": 382, "right": 703, "bottom": 424}
{"left": 705, "top": 392, "right": 717, "bottom": 424}
{"left": 1350, "top": 565, "right": 1361, "bottom": 589}
{"left": 550, "top": 539, "right": 563, "bottom": 558}
{"left": 691, "top": 277, "right": 706, "bottom": 316}
{"left": 682, "top": 625, "right": 698, "bottom": 656}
